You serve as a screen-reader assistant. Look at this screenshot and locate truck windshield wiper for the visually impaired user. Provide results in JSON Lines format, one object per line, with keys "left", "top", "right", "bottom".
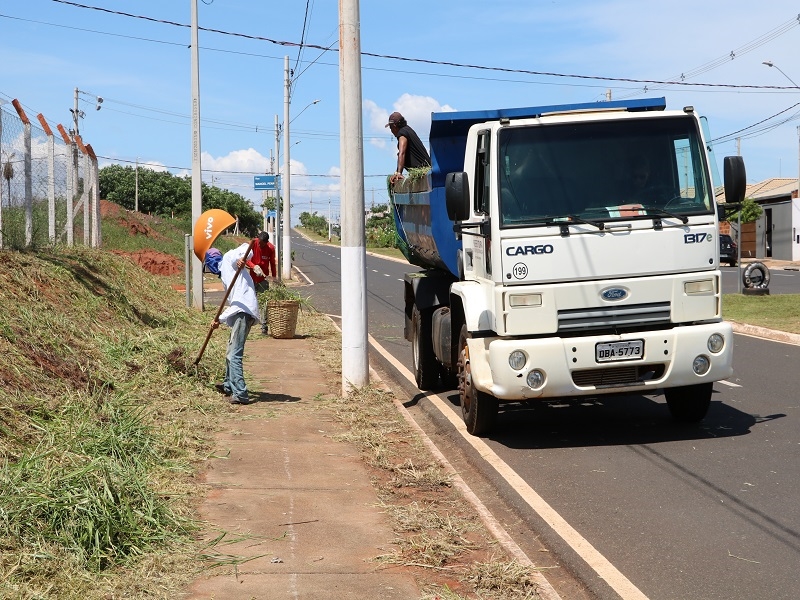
{"left": 642, "top": 206, "right": 689, "bottom": 224}
{"left": 550, "top": 214, "right": 605, "bottom": 232}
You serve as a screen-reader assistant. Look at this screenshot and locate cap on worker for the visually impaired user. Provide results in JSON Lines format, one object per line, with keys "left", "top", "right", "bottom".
{"left": 385, "top": 111, "right": 404, "bottom": 127}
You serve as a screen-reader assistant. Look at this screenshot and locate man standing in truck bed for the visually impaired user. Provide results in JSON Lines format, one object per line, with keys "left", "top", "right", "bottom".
{"left": 387, "top": 111, "right": 431, "bottom": 185}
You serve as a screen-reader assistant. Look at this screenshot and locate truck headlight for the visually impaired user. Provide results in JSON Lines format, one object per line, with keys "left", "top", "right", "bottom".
{"left": 509, "top": 350, "right": 527, "bottom": 371}
{"left": 685, "top": 279, "right": 714, "bottom": 295}
{"left": 508, "top": 293, "right": 542, "bottom": 307}
{"left": 526, "top": 369, "right": 546, "bottom": 389}
{"left": 707, "top": 333, "right": 724, "bottom": 354}
{"left": 693, "top": 355, "right": 710, "bottom": 375}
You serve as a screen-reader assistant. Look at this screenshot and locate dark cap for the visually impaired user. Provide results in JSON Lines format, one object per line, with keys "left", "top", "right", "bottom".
{"left": 385, "top": 111, "right": 404, "bottom": 127}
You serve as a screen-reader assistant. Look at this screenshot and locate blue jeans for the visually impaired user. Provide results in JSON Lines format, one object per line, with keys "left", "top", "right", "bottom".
{"left": 223, "top": 312, "right": 257, "bottom": 401}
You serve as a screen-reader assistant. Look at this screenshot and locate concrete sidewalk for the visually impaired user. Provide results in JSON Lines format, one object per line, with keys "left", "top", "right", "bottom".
{"left": 184, "top": 334, "right": 421, "bottom": 600}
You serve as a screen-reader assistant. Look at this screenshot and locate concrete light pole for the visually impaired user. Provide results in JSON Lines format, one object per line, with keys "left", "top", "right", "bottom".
{"left": 190, "top": 0, "right": 203, "bottom": 309}
{"left": 135, "top": 157, "right": 139, "bottom": 212}
{"left": 339, "top": 0, "right": 369, "bottom": 392}
{"left": 274, "top": 113, "right": 282, "bottom": 283}
{"left": 282, "top": 56, "right": 292, "bottom": 280}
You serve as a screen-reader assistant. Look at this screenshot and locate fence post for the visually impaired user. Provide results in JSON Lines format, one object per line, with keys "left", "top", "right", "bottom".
{"left": 75, "top": 134, "right": 90, "bottom": 246}
{"left": 37, "top": 114, "right": 57, "bottom": 244}
{"left": 86, "top": 144, "right": 100, "bottom": 247}
{"left": 56, "top": 124, "right": 74, "bottom": 246}
{"left": 12, "top": 100, "right": 33, "bottom": 246}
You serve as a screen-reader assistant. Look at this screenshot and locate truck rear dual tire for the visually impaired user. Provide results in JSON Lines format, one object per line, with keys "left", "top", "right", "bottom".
{"left": 458, "top": 325, "right": 498, "bottom": 435}
{"left": 411, "top": 305, "right": 440, "bottom": 390}
{"left": 664, "top": 382, "right": 713, "bottom": 422}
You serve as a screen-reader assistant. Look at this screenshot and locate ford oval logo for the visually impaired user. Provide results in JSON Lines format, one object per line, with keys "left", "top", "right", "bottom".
{"left": 601, "top": 288, "right": 628, "bottom": 301}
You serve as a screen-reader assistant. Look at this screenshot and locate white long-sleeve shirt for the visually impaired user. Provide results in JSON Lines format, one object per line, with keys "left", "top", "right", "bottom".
{"left": 218, "top": 243, "right": 260, "bottom": 326}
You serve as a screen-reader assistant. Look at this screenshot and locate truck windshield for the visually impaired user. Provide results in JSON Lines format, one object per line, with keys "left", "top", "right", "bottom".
{"left": 498, "top": 115, "right": 713, "bottom": 228}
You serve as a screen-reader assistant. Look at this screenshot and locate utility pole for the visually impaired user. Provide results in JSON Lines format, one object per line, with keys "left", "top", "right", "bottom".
{"left": 275, "top": 113, "right": 282, "bottom": 283}
{"left": 190, "top": 0, "right": 203, "bottom": 309}
{"left": 328, "top": 198, "right": 332, "bottom": 241}
{"left": 339, "top": 0, "right": 369, "bottom": 392}
{"left": 282, "top": 56, "right": 292, "bottom": 280}
{"left": 73, "top": 87, "right": 80, "bottom": 136}
{"left": 134, "top": 157, "right": 139, "bottom": 212}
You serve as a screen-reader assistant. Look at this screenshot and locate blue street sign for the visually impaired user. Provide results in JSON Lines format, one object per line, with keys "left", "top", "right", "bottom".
{"left": 254, "top": 175, "right": 279, "bottom": 190}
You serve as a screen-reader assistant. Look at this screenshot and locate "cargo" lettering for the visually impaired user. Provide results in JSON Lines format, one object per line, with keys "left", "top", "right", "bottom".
{"left": 506, "top": 244, "right": 554, "bottom": 256}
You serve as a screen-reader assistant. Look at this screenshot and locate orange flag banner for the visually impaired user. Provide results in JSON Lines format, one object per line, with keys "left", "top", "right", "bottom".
{"left": 193, "top": 209, "right": 236, "bottom": 261}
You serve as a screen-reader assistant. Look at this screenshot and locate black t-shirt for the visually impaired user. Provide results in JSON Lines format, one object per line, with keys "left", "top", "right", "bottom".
{"left": 396, "top": 125, "right": 431, "bottom": 170}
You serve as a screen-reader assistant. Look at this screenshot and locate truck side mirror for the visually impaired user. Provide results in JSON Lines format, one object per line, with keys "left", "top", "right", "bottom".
{"left": 723, "top": 156, "right": 746, "bottom": 205}
{"left": 445, "top": 171, "right": 470, "bottom": 221}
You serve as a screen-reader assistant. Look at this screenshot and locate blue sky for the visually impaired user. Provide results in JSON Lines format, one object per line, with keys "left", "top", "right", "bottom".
{"left": 1, "top": 0, "right": 799, "bottom": 224}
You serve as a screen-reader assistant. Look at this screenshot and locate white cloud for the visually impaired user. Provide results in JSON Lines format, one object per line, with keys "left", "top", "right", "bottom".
{"left": 363, "top": 93, "right": 457, "bottom": 153}
{"left": 201, "top": 148, "right": 268, "bottom": 173}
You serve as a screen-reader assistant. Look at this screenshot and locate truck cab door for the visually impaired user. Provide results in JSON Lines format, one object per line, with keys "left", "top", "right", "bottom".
{"left": 469, "top": 130, "right": 492, "bottom": 280}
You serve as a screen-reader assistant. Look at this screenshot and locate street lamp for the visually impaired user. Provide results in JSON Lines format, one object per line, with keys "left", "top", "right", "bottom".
{"left": 290, "top": 99, "right": 321, "bottom": 125}
{"left": 762, "top": 61, "right": 800, "bottom": 88}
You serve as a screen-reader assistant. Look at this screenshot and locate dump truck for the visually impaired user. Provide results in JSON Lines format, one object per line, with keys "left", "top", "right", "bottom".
{"left": 390, "top": 97, "right": 746, "bottom": 435}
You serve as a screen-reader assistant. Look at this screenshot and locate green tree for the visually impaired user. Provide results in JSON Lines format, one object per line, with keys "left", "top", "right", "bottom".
{"left": 727, "top": 197, "right": 763, "bottom": 223}
{"left": 298, "top": 211, "right": 329, "bottom": 237}
{"left": 98, "top": 165, "right": 263, "bottom": 235}
{"left": 365, "top": 203, "right": 397, "bottom": 248}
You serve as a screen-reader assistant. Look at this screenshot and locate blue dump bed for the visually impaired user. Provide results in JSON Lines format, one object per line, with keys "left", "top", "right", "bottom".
{"left": 390, "top": 97, "right": 667, "bottom": 277}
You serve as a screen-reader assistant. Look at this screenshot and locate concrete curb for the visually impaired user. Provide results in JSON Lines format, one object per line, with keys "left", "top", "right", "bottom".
{"left": 730, "top": 322, "right": 800, "bottom": 345}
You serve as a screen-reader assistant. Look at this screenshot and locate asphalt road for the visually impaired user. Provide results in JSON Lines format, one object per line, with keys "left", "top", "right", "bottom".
{"left": 291, "top": 233, "right": 800, "bottom": 600}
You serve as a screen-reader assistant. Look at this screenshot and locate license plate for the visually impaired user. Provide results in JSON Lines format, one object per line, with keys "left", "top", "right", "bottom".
{"left": 596, "top": 340, "right": 644, "bottom": 362}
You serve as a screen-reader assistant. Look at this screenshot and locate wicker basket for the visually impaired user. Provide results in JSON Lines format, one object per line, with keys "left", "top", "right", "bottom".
{"left": 267, "top": 299, "right": 300, "bottom": 339}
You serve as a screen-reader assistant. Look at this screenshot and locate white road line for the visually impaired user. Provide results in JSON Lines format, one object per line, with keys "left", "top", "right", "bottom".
{"left": 364, "top": 334, "right": 564, "bottom": 600}
{"left": 717, "top": 379, "right": 742, "bottom": 388}
{"left": 368, "top": 334, "right": 649, "bottom": 600}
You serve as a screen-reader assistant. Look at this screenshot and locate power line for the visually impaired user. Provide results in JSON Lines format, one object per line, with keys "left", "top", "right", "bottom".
{"left": 46, "top": 0, "right": 799, "bottom": 92}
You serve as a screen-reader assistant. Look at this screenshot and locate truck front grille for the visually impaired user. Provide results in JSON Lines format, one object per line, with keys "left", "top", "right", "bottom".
{"left": 572, "top": 363, "right": 666, "bottom": 388}
{"left": 558, "top": 302, "right": 671, "bottom": 333}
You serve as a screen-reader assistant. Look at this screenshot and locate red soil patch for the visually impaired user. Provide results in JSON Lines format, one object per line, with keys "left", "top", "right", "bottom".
{"left": 102, "top": 200, "right": 183, "bottom": 276}
{"left": 111, "top": 249, "right": 184, "bottom": 276}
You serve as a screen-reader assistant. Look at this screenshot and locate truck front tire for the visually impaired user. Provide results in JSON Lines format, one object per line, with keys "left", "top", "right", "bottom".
{"left": 458, "top": 325, "right": 498, "bottom": 435}
{"left": 412, "top": 305, "right": 440, "bottom": 390}
{"left": 664, "top": 383, "right": 713, "bottom": 422}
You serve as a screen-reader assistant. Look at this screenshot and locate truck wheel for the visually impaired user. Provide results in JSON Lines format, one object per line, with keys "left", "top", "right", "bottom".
{"left": 412, "top": 305, "right": 440, "bottom": 390}
{"left": 664, "top": 383, "right": 712, "bottom": 422}
{"left": 458, "top": 325, "right": 498, "bottom": 435}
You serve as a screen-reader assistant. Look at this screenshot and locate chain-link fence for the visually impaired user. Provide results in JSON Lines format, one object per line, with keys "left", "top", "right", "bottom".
{"left": 0, "top": 99, "right": 100, "bottom": 250}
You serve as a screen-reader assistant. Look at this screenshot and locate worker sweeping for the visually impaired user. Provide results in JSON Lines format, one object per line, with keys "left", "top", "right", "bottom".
{"left": 210, "top": 242, "right": 261, "bottom": 405}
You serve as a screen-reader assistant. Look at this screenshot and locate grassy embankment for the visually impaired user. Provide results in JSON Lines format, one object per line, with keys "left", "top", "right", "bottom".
{"left": 0, "top": 245, "right": 229, "bottom": 598}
